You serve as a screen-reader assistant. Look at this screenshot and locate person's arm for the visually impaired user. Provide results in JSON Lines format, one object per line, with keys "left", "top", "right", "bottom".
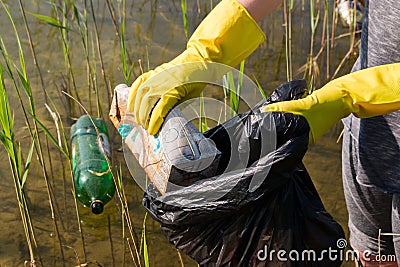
{"left": 128, "top": 0, "right": 280, "bottom": 135}
{"left": 238, "top": 0, "right": 282, "bottom": 22}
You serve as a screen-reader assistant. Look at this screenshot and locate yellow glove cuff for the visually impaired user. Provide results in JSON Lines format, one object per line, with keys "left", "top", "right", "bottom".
{"left": 184, "top": 0, "right": 266, "bottom": 67}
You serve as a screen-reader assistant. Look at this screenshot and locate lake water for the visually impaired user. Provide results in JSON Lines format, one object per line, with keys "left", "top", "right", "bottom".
{"left": 0, "top": 0, "right": 357, "bottom": 266}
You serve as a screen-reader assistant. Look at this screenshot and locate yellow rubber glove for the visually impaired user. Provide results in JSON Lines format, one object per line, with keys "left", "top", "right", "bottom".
{"left": 127, "top": 0, "right": 265, "bottom": 135}
{"left": 263, "top": 63, "right": 400, "bottom": 144}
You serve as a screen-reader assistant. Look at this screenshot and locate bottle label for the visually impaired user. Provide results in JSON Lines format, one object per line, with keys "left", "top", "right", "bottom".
{"left": 98, "top": 133, "right": 111, "bottom": 158}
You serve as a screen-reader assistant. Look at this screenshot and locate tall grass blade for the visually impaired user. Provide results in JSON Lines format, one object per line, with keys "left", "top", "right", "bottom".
{"left": 283, "top": 0, "right": 293, "bottom": 81}
{"left": 31, "top": 115, "right": 67, "bottom": 157}
{"left": 28, "top": 12, "right": 72, "bottom": 31}
{"left": 237, "top": 60, "right": 245, "bottom": 97}
{"left": 253, "top": 76, "right": 267, "bottom": 99}
{"left": 0, "top": 62, "right": 37, "bottom": 266}
{"left": 89, "top": 0, "right": 112, "bottom": 103}
{"left": 1, "top": 6, "right": 67, "bottom": 262}
{"left": 199, "top": 93, "right": 208, "bottom": 132}
{"left": 181, "top": 0, "right": 189, "bottom": 40}
{"left": 71, "top": 0, "right": 93, "bottom": 114}
{"left": 49, "top": 0, "right": 82, "bottom": 111}
{"left": 21, "top": 137, "right": 36, "bottom": 188}
{"left": 142, "top": 212, "right": 150, "bottom": 267}
{"left": 18, "top": 0, "right": 46, "bottom": 99}
{"left": 228, "top": 71, "right": 240, "bottom": 116}
{"left": 121, "top": 14, "right": 134, "bottom": 84}
{"left": 90, "top": 33, "right": 102, "bottom": 118}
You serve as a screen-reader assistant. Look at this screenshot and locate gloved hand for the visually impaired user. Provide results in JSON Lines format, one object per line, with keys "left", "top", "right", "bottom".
{"left": 263, "top": 63, "right": 400, "bottom": 144}
{"left": 127, "top": 0, "right": 265, "bottom": 135}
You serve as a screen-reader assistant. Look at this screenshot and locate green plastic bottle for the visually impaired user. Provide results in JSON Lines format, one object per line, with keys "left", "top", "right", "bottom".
{"left": 71, "top": 115, "right": 116, "bottom": 214}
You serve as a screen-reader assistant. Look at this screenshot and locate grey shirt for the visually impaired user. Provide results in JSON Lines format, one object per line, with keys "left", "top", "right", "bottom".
{"left": 343, "top": 0, "right": 400, "bottom": 193}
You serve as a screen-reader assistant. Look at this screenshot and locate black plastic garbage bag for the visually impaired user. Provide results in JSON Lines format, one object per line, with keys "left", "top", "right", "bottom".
{"left": 143, "top": 80, "right": 345, "bottom": 267}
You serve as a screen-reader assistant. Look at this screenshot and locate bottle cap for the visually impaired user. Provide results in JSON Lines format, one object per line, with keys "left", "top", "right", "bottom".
{"left": 91, "top": 200, "right": 104, "bottom": 214}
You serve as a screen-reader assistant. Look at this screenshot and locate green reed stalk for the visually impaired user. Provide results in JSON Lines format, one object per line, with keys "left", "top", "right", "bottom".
{"left": 199, "top": 92, "right": 208, "bottom": 132}
{"left": 222, "top": 60, "right": 245, "bottom": 117}
{"left": 108, "top": 215, "right": 116, "bottom": 267}
{"left": 181, "top": 0, "right": 189, "bottom": 40}
{"left": 17, "top": 0, "right": 46, "bottom": 100}
{"left": 140, "top": 212, "right": 150, "bottom": 267}
{"left": 117, "top": 166, "right": 127, "bottom": 267}
{"left": 25, "top": 2, "right": 91, "bottom": 261}
{"left": 41, "top": 94, "right": 88, "bottom": 262}
{"left": 0, "top": 62, "right": 37, "bottom": 266}
{"left": 253, "top": 75, "right": 267, "bottom": 99}
{"left": 90, "top": 33, "right": 102, "bottom": 118}
{"left": 44, "top": 102, "right": 68, "bottom": 220}
{"left": 89, "top": 0, "right": 112, "bottom": 104}
{"left": 283, "top": 0, "right": 293, "bottom": 81}
{"left": 63, "top": 120, "right": 88, "bottom": 263}
{"left": 222, "top": 74, "right": 229, "bottom": 120}
{"left": 33, "top": 99, "right": 89, "bottom": 266}
{"left": 46, "top": 0, "right": 82, "bottom": 116}
{"left": 325, "top": 0, "right": 330, "bottom": 80}
{"left": 236, "top": 60, "right": 245, "bottom": 106}
{"left": 106, "top": 0, "right": 120, "bottom": 37}
{"left": 330, "top": 0, "right": 338, "bottom": 49}
{"left": 307, "top": 0, "right": 320, "bottom": 90}
{"left": 0, "top": 2, "right": 69, "bottom": 264}
{"left": 70, "top": 0, "right": 93, "bottom": 114}
{"left": 18, "top": 0, "right": 59, "bottom": 199}
{"left": 117, "top": 0, "right": 136, "bottom": 81}
{"left": 120, "top": 0, "right": 135, "bottom": 84}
